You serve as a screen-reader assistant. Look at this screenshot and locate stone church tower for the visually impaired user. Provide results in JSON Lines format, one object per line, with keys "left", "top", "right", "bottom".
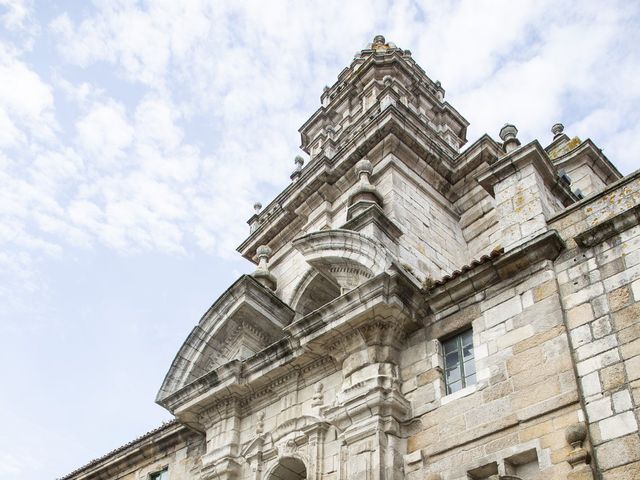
{"left": 62, "top": 36, "right": 640, "bottom": 480}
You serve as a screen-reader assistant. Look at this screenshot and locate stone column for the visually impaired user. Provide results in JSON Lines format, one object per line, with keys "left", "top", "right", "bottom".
{"left": 200, "top": 399, "right": 242, "bottom": 480}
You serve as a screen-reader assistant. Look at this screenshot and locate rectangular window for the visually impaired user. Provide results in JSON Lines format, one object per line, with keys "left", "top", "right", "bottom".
{"left": 442, "top": 329, "right": 476, "bottom": 395}
{"left": 150, "top": 469, "right": 168, "bottom": 480}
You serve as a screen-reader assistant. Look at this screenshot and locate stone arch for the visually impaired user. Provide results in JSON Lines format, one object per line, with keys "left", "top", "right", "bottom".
{"left": 266, "top": 456, "right": 307, "bottom": 480}
{"left": 292, "top": 229, "right": 395, "bottom": 292}
{"left": 289, "top": 269, "right": 341, "bottom": 317}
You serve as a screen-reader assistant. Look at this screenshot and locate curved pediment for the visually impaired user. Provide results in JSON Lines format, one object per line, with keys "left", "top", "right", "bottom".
{"left": 292, "top": 229, "right": 396, "bottom": 291}
{"left": 156, "top": 275, "right": 294, "bottom": 404}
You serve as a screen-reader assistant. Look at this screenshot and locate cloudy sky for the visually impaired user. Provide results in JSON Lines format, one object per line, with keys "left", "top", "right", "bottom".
{"left": 0, "top": 0, "right": 638, "bottom": 478}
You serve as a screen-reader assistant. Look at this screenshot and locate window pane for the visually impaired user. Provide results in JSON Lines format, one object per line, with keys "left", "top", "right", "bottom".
{"left": 465, "top": 373, "right": 476, "bottom": 386}
{"left": 443, "top": 337, "right": 458, "bottom": 354}
{"left": 442, "top": 328, "right": 475, "bottom": 395}
{"left": 464, "top": 359, "right": 476, "bottom": 376}
{"left": 448, "top": 380, "right": 462, "bottom": 394}
{"left": 446, "top": 366, "right": 461, "bottom": 383}
{"left": 445, "top": 350, "right": 460, "bottom": 368}
{"left": 462, "top": 343, "right": 474, "bottom": 361}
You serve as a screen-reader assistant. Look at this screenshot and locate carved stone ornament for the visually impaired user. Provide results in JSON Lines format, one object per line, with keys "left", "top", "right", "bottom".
{"left": 565, "top": 422, "right": 590, "bottom": 468}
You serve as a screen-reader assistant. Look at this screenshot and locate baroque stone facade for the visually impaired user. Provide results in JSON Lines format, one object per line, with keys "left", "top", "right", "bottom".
{"left": 62, "top": 36, "right": 640, "bottom": 480}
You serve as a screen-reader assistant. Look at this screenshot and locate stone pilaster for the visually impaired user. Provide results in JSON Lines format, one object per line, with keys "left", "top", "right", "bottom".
{"left": 323, "top": 318, "right": 412, "bottom": 480}
{"left": 199, "top": 399, "right": 243, "bottom": 480}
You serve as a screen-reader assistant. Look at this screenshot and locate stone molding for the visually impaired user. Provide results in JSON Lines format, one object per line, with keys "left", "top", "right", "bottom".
{"left": 238, "top": 98, "right": 470, "bottom": 262}
{"left": 156, "top": 275, "right": 294, "bottom": 406}
{"left": 575, "top": 203, "right": 640, "bottom": 247}
{"left": 158, "top": 268, "right": 424, "bottom": 428}
{"left": 341, "top": 204, "right": 403, "bottom": 241}
{"left": 292, "top": 228, "right": 396, "bottom": 290}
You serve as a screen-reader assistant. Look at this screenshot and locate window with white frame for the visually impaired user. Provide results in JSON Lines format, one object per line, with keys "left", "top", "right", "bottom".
{"left": 442, "top": 328, "right": 476, "bottom": 394}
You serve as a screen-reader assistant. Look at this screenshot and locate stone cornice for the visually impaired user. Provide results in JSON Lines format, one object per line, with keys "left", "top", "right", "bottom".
{"left": 575, "top": 203, "right": 640, "bottom": 248}
{"left": 549, "top": 169, "right": 640, "bottom": 223}
{"left": 426, "top": 230, "right": 565, "bottom": 313}
{"left": 476, "top": 140, "right": 578, "bottom": 207}
{"left": 552, "top": 138, "right": 622, "bottom": 185}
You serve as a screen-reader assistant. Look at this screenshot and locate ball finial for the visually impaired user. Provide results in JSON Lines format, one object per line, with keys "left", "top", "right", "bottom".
{"left": 552, "top": 123, "right": 565, "bottom": 138}
{"left": 499, "top": 124, "right": 518, "bottom": 142}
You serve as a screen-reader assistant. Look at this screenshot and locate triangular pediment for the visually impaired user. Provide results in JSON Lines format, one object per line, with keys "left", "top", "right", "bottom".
{"left": 156, "top": 275, "right": 294, "bottom": 403}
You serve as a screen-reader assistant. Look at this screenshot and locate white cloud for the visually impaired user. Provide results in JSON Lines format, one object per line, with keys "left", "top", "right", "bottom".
{"left": 0, "top": 44, "right": 55, "bottom": 143}
{"left": 76, "top": 100, "right": 134, "bottom": 166}
{"left": 0, "top": 0, "right": 36, "bottom": 34}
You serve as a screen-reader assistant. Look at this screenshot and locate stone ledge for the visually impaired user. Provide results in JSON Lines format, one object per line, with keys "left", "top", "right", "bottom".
{"left": 575, "top": 204, "right": 640, "bottom": 248}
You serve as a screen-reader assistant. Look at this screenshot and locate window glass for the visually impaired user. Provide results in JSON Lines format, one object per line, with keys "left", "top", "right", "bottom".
{"left": 150, "top": 470, "right": 167, "bottom": 480}
{"left": 442, "top": 329, "right": 476, "bottom": 395}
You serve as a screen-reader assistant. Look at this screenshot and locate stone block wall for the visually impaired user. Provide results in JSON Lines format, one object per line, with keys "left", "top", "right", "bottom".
{"left": 403, "top": 256, "right": 585, "bottom": 480}
{"left": 380, "top": 159, "right": 468, "bottom": 278}
{"left": 550, "top": 172, "right": 640, "bottom": 479}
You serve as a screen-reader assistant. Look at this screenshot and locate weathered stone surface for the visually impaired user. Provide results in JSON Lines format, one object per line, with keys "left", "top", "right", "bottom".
{"left": 596, "top": 434, "right": 640, "bottom": 470}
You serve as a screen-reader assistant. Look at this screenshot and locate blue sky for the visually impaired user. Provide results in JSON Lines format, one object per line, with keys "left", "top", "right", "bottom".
{"left": 0, "top": 1, "right": 638, "bottom": 478}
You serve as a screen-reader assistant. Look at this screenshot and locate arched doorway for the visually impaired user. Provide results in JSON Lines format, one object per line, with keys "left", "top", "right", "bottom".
{"left": 267, "top": 457, "right": 307, "bottom": 480}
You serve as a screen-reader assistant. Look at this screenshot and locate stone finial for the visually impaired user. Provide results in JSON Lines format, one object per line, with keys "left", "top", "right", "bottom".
{"left": 291, "top": 155, "right": 305, "bottom": 181}
{"left": 256, "top": 245, "right": 272, "bottom": 269}
{"left": 552, "top": 122, "right": 565, "bottom": 139}
{"left": 252, "top": 245, "right": 277, "bottom": 291}
{"left": 435, "top": 80, "right": 444, "bottom": 101}
{"left": 565, "top": 422, "right": 587, "bottom": 447}
{"left": 253, "top": 202, "right": 262, "bottom": 215}
{"left": 347, "top": 158, "right": 383, "bottom": 219}
{"left": 499, "top": 124, "right": 521, "bottom": 154}
{"left": 255, "top": 411, "right": 264, "bottom": 434}
{"left": 354, "top": 158, "right": 373, "bottom": 180}
{"left": 565, "top": 422, "right": 590, "bottom": 469}
{"left": 311, "top": 382, "right": 324, "bottom": 407}
{"left": 373, "top": 34, "right": 386, "bottom": 45}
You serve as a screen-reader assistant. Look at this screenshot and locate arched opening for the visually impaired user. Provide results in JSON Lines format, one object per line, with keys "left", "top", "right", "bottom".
{"left": 267, "top": 457, "right": 307, "bottom": 480}
{"left": 292, "top": 271, "right": 341, "bottom": 317}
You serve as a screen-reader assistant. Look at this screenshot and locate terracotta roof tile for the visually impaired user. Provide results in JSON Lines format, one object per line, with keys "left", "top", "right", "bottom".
{"left": 430, "top": 247, "right": 504, "bottom": 289}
